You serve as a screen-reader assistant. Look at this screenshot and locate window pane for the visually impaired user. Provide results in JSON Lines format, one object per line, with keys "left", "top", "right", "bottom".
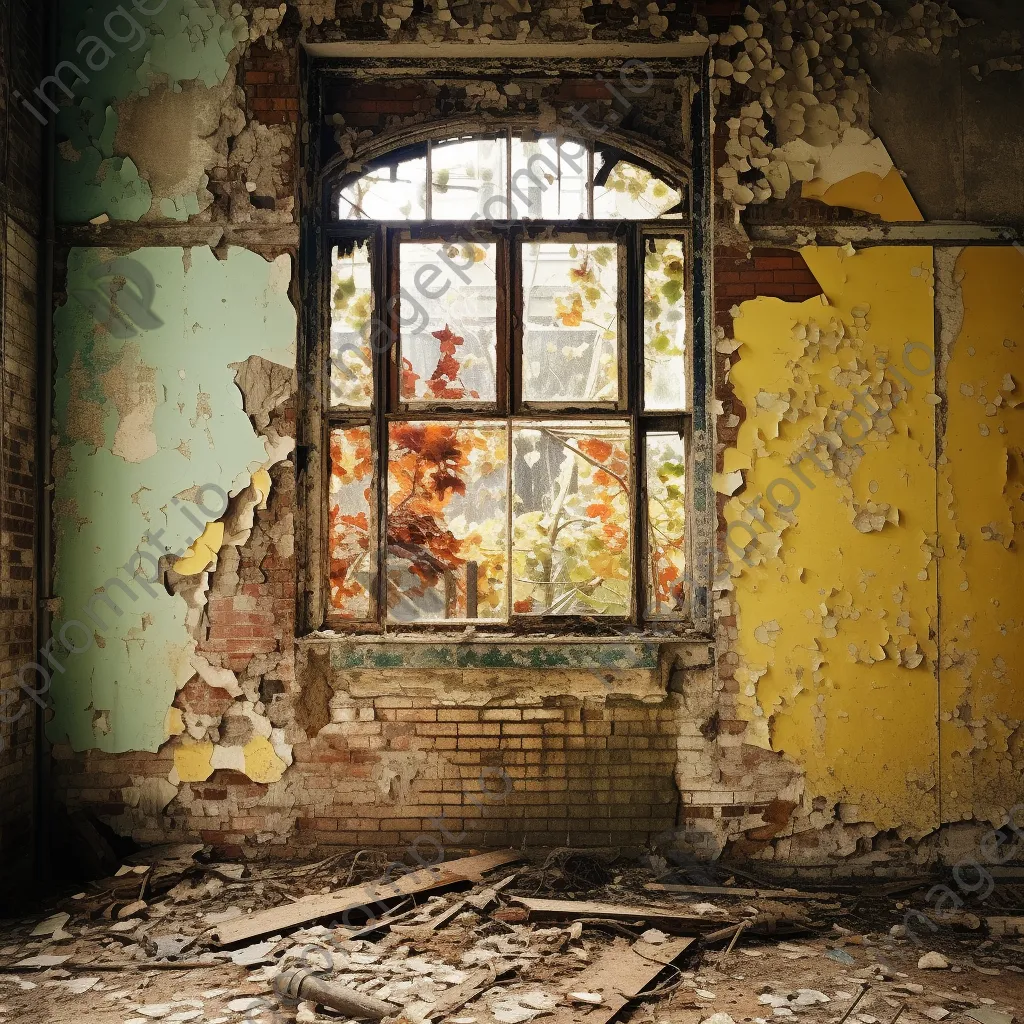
{"left": 644, "top": 238, "right": 688, "bottom": 410}
{"left": 339, "top": 157, "right": 427, "bottom": 220}
{"left": 387, "top": 421, "right": 508, "bottom": 621}
{"left": 593, "top": 156, "right": 683, "bottom": 219}
{"left": 510, "top": 137, "right": 588, "bottom": 219}
{"left": 521, "top": 242, "right": 620, "bottom": 403}
{"left": 399, "top": 242, "right": 498, "bottom": 404}
{"left": 431, "top": 137, "right": 508, "bottom": 220}
{"left": 330, "top": 242, "right": 374, "bottom": 409}
{"left": 646, "top": 432, "right": 686, "bottom": 616}
{"left": 329, "top": 426, "right": 374, "bottom": 619}
{"left": 512, "top": 421, "right": 631, "bottom": 616}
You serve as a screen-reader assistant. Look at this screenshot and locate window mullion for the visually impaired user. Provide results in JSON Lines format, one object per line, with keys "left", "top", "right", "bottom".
{"left": 628, "top": 225, "right": 644, "bottom": 625}
{"left": 373, "top": 225, "right": 392, "bottom": 628}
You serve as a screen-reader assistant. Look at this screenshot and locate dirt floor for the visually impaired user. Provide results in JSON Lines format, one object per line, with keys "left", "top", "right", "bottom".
{"left": 0, "top": 847, "right": 1021, "bottom": 1024}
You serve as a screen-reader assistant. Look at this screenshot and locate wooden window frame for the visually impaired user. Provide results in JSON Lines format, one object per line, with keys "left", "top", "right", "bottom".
{"left": 321, "top": 218, "right": 694, "bottom": 635}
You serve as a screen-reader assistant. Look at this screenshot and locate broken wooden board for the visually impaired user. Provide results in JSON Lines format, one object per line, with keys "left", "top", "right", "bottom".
{"left": 464, "top": 873, "right": 518, "bottom": 911}
{"left": 646, "top": 882, "right": 834, "bottom": 900}
{"left": 545, "top": 936, "right": 695, "bottom": 1024}
{"left": 212, "top": 850, "right": 522, "bottom": 946}
{"left": 513, "top": 897, "right": 733, "bottom": 933}
{"left": 986, "top": 916, "right": 1024, "bottom": 937}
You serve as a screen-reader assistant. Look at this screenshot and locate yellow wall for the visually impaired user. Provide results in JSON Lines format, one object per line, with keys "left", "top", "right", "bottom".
{"left": 724, "top": 246, "right": 940, "bottom": 834}
{"left": 725, "top": 243, "right": 1024, "bottom": 833}
{"left": 938, "top": 247, "right": 1024, "bottom": 823}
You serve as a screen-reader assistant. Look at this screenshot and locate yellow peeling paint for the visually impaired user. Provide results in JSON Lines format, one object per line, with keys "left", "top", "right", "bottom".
{"left": 938, "top": 247, "right": 1024, "bottom": 823}
{"left": 165, "top": 707, "right": 185, "bottom": 738}
{"left": 803, "top": 169, "right": 924, "bottom": 222}
{"left": 173, "top": 521, "right": 226, "bottom": 575}
{"left": 725, "top": 246, "right": 939, "bottom": 832}
{"left": 173, "top": 740, "right": 215, "bottom": 782}
{"left": 251, "top": 467, "right": 272, "bottom": 509}
{"left": 242, "top": 736, "right": 287, "bottom": 784}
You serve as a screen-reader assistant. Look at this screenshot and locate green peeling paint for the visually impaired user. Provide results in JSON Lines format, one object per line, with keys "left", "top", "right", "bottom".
{"left": 327, "top": 642, "right": 662, "bottom": 671}
{"left": 50, "top": 246, "right": 295, "bottom": 753}
{"left": 56, "top": 0, "right": 247, "bottom": 222}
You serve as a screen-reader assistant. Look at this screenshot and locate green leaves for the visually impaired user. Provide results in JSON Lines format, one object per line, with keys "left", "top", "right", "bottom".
{"left": 661, "top": 278, "right": 683, "bottom": 305}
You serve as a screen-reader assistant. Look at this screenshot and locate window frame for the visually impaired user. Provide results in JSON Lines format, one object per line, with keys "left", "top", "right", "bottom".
{"left": 298, "top": 61, "right": 715, "bottom": 641}
{"left": 321, "top": 215, "right": 695, "bottom": 635}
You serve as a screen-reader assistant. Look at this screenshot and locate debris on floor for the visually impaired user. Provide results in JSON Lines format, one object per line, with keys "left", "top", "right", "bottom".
{"left": 0, "top": 847, "right": 1021, "bottom": 1024}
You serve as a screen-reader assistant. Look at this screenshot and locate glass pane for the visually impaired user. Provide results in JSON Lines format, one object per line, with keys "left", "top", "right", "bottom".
{"left": 644, "top": 238, "right": 687, "bottom": 411}
{"left": 593, "top": 156, "right": 683, "bottom": 219}
{"left": 330, "top": 242, "right": 374, "bottom": 408}
{"left": 329, "top": 426, "right": 374, "bottom": 619}
{"left": 387, "top": 422, "right": 508, "bottom": 621}
{"left": 646, "top": 432, "right": 686, "bottom": 616}
{"left": 339, "top": 156, "right": 427, "bottom": 220}
{"left": 399, "top": 242, "right": 497, "bottom": 404}
{"left": 431, "top": 137, "right": 508, "bottom": 220}
{"left": 510, "top": 137, "right": 588, "bottom": 219}
{"left": 521, "top": 242, "right": 620, "bottom": 404}
{"left": 512, "top": 421, "right": 631, "bottom": 616}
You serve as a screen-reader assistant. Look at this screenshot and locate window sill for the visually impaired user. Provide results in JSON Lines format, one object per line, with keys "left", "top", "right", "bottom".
{"left": 296, "top": 630, "right": 713, "bottom": 671}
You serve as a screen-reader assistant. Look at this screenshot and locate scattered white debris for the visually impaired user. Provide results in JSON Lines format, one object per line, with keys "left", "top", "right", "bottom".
{"left": 30, "top": 913, "right": 71, "bottom": 937}
{"left": 918, "top": 951, "right": 950, "bottom": 970}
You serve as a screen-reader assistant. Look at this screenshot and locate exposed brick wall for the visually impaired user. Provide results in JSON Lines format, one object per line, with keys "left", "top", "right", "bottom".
{"left": 243, "top": 45, "right": 299, "bottom": 127}
{"left": 0, "top": 1, "right": 46, "bottom": 904}
{"left": 714, "top": 246, "right": 824, "bottom": 323}
{"left": 54, "top": 695, "right": 681, "bottom": 858}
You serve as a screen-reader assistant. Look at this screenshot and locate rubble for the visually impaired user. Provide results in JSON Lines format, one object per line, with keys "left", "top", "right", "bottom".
{"left": 1, "top": 848, "right": 1021, "bottom": 1024}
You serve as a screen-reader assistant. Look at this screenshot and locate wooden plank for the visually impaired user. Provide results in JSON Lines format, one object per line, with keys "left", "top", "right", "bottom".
{"left": 545, "top": 937, "right": 695, "bottom": 1024}
{"left": 513, "top": 897, "right": 733, "bottom": 933}
{"left": 646, "top": 882, "right": 833, "bottom": 900}
{"left": 212, "top": 851, "right": 521, "bottom": 946}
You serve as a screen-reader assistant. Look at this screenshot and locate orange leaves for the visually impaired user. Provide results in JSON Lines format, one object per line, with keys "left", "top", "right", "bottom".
{"left": 586, "top": 502, "right": 614, "bottom": 522}
{"left": 513, "top": 598, "right": 534, "bottom": 613}
{"left": 329, "top": 427, "right": 373, "bottom": 617}
{"left": 579, "top": 437, "right": 613, "bottom": 463}
{"left": 391, "top": 422, "right": 461, "bottom": 468}
{"left": 555, "top": 293, "right": 584, "bottom": 328}
{"left": 401, "top": 356, "right": 420, "bottom": 397}
{"left": 569, "top": 257, "right": 594, "bottom": 284}
{"left": 424, "top": 324, "right": 479, "bottom": 401}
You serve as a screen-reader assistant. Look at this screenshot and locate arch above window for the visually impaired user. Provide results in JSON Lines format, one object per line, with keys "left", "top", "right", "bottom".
{"left": 330, "top": 129, "right": 687, "bottom": 222}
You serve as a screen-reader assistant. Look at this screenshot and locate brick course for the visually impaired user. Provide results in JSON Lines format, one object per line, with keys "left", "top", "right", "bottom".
{"left": 0, "top": 0, "right": 45, "bottom": 909}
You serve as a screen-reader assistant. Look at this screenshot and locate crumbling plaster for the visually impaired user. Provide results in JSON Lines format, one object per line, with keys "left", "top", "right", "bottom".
{"left": 50, "top": 246, "right": 296, "bottom": 791}
{"left": 57, "top": 0, "right": 294, "bottom": 225}
{"left": 719, "top": 245, "right": 940, "bottom": 837}
{"left": 41, "top": 0, "right": 1024, "bottom": 860}
{"left": 716, "top": 242, "right": 1024, "bottom": 858}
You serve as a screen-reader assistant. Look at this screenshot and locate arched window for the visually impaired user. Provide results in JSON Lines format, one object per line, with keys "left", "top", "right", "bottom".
{"left": 318, "top": 130, "right": 695, "bottom": 630}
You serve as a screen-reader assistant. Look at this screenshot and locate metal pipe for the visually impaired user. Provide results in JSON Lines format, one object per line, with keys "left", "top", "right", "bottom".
{"left": 275, "top": 967, "right": 403, "bottom": 1020}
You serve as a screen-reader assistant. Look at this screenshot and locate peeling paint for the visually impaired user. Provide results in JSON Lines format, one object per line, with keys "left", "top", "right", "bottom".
{"left": 56, "top": 0, "right": 247, "bottom": 222}
{"left": 51, "top": 246, "right": 295, "bottom": 756}
{"left": 722, "top": 246, "right": 939, "bottom": 834}
{"left": 937, "top": 247, "right": 1024, "bottom": 824}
